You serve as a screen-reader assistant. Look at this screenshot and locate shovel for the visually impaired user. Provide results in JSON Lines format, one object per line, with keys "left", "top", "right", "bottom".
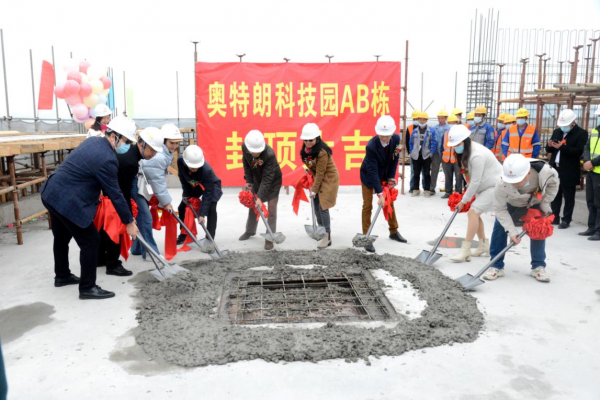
{"left": 182, "top": 199, "right": 230, "bottom": 259}
{"left": 352, "top": 203, "right": 383, "bottom": 248}
{"left": 303, "top": 171, "right": 326, "bottom": 241}
{"left": 136, "top": 234, "right": 188, "bottom": 281}
{"left": 416, "top": 209, "right": 460, "bottom": 265}
{"left": 251, "top": 192, "right": 286, "bottom": 244}
{"left": 168, "top": 209, "right": 215, "bottom": 254}
{"left": 455, "top": 230, "right": 528, "bottom": 291}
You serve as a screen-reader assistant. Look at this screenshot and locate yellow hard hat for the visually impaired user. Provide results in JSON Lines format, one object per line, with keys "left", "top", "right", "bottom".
{"left": 411, "top": 110, "right": 421, "bottom": 119}
{"left": 515, "top": 108, "right": 530, "bottom": 118}
{"left": 466, "top": 111, "right": 475, "bottom": 120}
{"left": 437, "top": 109, "right": 449, "bottom": 117}
{"left": 418, "top": 111, "right": 429, "bottom": 119}
{"left": 447, "top": 114, "right": 459, "bottom": 123}
{"left": 474, "top": 105, "right": 487, "bottom": 115}
{"left": 504, "top": 114, "right": 516, "bottom": 123}
{"left": 451, "top": 108, "right": 463, "bottom": 116}
{"left": 498, "top": 113, "right": 508, "bottom": 122}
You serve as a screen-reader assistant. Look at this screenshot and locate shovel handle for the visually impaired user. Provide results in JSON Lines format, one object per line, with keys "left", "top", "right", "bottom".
{"left": 366, "top": 203, "right": 383, "bottom": 237}
{"left": 468, "top": 230, "right": 528, "bottom": 282}
{"left": 251, "top": 192, "right": 276, "bottom": 238}
{"left": 425, "top": 208, "right": 460, "bottom": 263}
{"left": 169, "top": 209, "right": 205, "bottom": 248}
{"left": 182, "top": 199, "right": 223, "bottom": 257}
{"left": 136, "top": 234, "right": 170, "bottom": 270}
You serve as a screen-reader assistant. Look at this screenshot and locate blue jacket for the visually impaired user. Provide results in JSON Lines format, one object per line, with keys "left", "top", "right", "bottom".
{"left": 41, "top": 136, "right": 133, "bottom": 228}
{"left": 408, "top": 126, "right": 437, "bottom": 160}
{"left": 470, "top": 123, "right": 496, "bottom": 149}
{"left": 177, "top": 157, "right": 223, "bottom": 217}
{"left": 141, "top": 144, "right": 173, "bottom": 207}
{"left": 433, "top": 123, "right": 450, "bottom": 155}
{"left": 359, "top": 134, "right": 400, "bottom": 194}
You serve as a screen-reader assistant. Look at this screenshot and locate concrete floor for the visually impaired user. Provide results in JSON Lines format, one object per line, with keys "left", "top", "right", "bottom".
{"left": 1, "top": 186, "right": 599, "bottom": 400}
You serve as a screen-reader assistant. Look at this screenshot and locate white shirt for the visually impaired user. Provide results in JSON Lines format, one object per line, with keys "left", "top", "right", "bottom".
{"left": 555, "top": 132, "right": 567, "bottom": 164}
{"left": 87, "top": 129, "right": 103, "bottom": 138}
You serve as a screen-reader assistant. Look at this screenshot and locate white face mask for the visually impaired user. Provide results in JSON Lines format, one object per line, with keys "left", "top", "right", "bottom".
{"left": 517, "top": 118, "right": 527, "bottom": 126}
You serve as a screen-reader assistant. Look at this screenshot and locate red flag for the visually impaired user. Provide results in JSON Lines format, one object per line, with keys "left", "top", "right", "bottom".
{"left": 38, "top": 61, "right": 55, "bottom": 110}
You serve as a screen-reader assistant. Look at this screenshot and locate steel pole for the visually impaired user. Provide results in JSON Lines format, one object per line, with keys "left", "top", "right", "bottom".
{"left": 123, "top": 71, "right": 127, "bottom": 116}
{"left": 0, "top": 29, "right": 10, "bottom": 127}
{"left": 51, "top": 46, "right": 59, "bottom": 130}
{"left": 29, "top": 49, "right": 37, "bottom": 131}
{"left": 176, "top": 70, "right": 180, "bottom": 127}
{"left": 400, "top": 40, "right": 409, "bottom": 195}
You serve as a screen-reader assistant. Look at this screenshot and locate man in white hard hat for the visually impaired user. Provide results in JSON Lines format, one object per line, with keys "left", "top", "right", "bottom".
{"left": 580, "top": 107, "right": 600, "bottom": 240}
{"left": 546, "top": 109, "right": 588, "bottom": 229}
{"left": 359, "top": 115, "right": 407, "bottom": 253}
{"left": 239, "top": 130, "right": 282, "bottom": 250}
{"left": 177, "top": 145, "right": 223, "bottom": 240}
{"left": 98, "top": 125, "right": 162, "bottom": 276}
{"left": 484, "top": 154, "right": 559, "bottom": 283}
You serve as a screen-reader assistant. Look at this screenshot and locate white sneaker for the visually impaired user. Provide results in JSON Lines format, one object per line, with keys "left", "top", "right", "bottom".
{"left": 411, "top": 190, "right": 420, "bottom": 197}
{"left": 530, "top": 267, "right": 550, "bottom": 282}
{"left": 424, "top": 191, "right": 431, "bottom": 198}
{"left": 483, "top": 267, "right": 505, "bottom": 280}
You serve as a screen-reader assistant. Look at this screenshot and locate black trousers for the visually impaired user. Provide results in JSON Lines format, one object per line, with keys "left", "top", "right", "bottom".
{"left": 410, "top": 155, "right": 431, "bottom": 191}
{"left": 586, "top": 172, "right": 600, "bottom": 233}
{"left": 442, "top": 161, "right": 463, "bottom": 194}
{"left": 178, "top": 200, "right": 219, "bottom": 239}
{"left": 98, "top": 229, "right": 123, "bottom": 270}
{"left": 551, "top": 181, "right": 577, "bottom": 224}
{"left": 43, "top": 200, "right": 99, "bottom": 291}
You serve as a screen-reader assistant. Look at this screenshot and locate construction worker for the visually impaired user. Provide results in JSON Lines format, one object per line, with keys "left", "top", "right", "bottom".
{"left": 484, "top": 154, "right": 559, "bottom": 282}
{"left": 441, "top": 114, "right": 463, "bottom": 198}
{"left": 546, "top": 109, "right": 588, "bottom": 230}
{"left": 502, "top": 107, "right": 541, "bottom": 159}
{"left": 405, "top": 110, "right": 422, "bottom": 191}
{"left": 491, "top": 113, "right": 508, "bottom": 162}
{"left": 86, "top": 104, "right": 112, "bottom": 138}
{"left": 466, "top": 111, "right": 475, "bottom": 127}
{"left": 409, "top": 111, "right": 437, "bottom": 198}
{"left": 430, "top": 110, "right": 450, "bottom": 196}
{"left": 451, "top": 108, "right": 464, "bottom": 123}
{"left": 239, "top": 130, "right": 282, "bottom": 250}
{"left": 470, "top": 106, "right": 495, "bottom": 149}
{"left": 299, "top": 123, "right": 339, "bottom": 249}
{"left": 447, "top": 125, "right": 502, "bottom": 263}
{"left": 360, "top": 115, "right": 407, "bottom": 253}
{"left": 580, "top": 107, "right": 600, "bottom": 241}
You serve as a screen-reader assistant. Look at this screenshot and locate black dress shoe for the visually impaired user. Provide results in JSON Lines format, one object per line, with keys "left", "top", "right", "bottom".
{"left": 551, "top": 218, "right": 560, "bottom": 226}
{"left": 54, "top": 274, "right": 80, "bottom": 287}
{"left": 239, "top": 232, "right": 255, "bottom": 241}
{"left": 177, "top": 234, "right": 187, "bottom": 245}
{"left": 441, "top": 193, "right": 451, "bottom": 199}
{"left": 579, "top": 229, "right": 596, "bottom": 236}
{"left": 389, "top": 232, "right": 408, "bottom": 243}
{"left": 365, "top": 243, "right": 376, "bottom": 253}
{"left": 588, "top": 233, "right": 600, "bottom": 241}
{"left": 106, "top": 265, "right": 133, "bottom": 276}
{"left": 79, "top": 285, "right": 115, "bottom": 300}
{"left": 558, "top": 221, "right": 570, "bottom": 229}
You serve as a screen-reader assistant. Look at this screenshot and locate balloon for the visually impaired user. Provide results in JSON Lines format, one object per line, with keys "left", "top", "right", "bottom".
{"left": 102, "top": 88, "right": 110, "bottom": 95}
{"left": 87, "top": 65, "right": 105, "bottom": 80}
{"left": 97, "top": 93, "right": 107, "bottom": 105}
{"left": 63, "top": 61, "right": 78, "bottom": 73}
{"left": 83, "top": 94, "right": 99, "bottom": 108}
{"left": 90, "top": 79, "right": 104, "bottom": 94}
{"left": 80, "top": 73, "right": 89, "bottom": 84}
{"left": 79, "top": 82, "right": 92, "bottom": 97}
{"left": 79, "top": 60, "right": 91, "bottom": 74}
{"left": 84, "top": 118, "right": 95, "bottom": 130}
{"left": 90, "top": 107, "right": 97, "bottom": 118}
{"left": 63, "top": 80, "right": 80, "bottom": 96}
{"left": 65, "top": 94, "right": 81, "bottom": 106}
{"left": 72, "top": 103, "right": 88, "bottom": 120}
{"left": 100, "top": 76, "right": 112, "bottom": 89}
{"left": 74, "top": 115, "right": 87, "bottom": 123}
{"left": 54, "top": 84, "right": 66, "bottom": 99}
{"left": 67, "top": 71, "right": 81, "bottom": 84}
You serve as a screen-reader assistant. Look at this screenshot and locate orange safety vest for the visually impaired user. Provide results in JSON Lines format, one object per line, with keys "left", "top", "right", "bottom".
{"left": 442, "top": 130, "right": 456, "bottom": 163}
{"left": 508, "top": 124, "right": 536, "bottom": 158}
{"left": 491, "top": 129, "right": 506, "bottom": 162}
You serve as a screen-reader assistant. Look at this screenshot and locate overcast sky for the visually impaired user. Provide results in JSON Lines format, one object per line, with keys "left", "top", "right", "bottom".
{"left": 1, "top": 0, "right": 599, "bottom": 121}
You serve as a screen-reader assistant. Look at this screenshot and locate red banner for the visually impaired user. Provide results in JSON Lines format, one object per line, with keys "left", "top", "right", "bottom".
{"left": 38, "top": 61, "right": 55, "bottom": 110}
{"left": 196, "top": 62, "right": 401, "bottom": 186}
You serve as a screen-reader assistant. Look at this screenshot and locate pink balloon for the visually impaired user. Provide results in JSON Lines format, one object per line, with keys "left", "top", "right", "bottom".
{"left": 79, "top": 82, "right": 93, "bottom": 97}
{"left": 63, "top": 80, "right": 80, "bottom": 96}
{"left": 67, "top": 71, "right": 81, "bottom": 84}
{"left": 54, "top": 84, "right": 66, "bottom": 99}
{"left": 74, "top": 115, "right": 87, "bottom": 123}
{"left": 100, "top": 76, "right": 112, "bottom": 90}
{"left": 79, "top": 60, "right": 91, "bottom": 74}
{"left": 65, "top": 95, "right": 81, "bottom": 106}
{"left": 72, "top": 104, "right": 88, "bottom": 120}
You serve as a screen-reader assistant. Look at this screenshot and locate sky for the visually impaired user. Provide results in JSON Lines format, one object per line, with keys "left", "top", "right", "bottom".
{"left": 0, "top": 0, "right": 599, "bottom": 121}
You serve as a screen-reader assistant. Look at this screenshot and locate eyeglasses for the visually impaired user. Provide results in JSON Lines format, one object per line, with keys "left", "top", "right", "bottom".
{"left": 303, "top": 139, "right": 316, "bottom": 142}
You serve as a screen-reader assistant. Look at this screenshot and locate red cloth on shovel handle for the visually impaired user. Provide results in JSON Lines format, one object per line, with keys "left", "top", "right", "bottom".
{"left": 160, "top": 209, "right": 178, "bottom": 260}
{"left": 239, "top": 190, "right": 269, "bottom": 221}
{"left": 448, "top": 192, "right": 475, "bottom": 213}
{"left": 178, "top": 205, "right": 199, "bottom": 253}
{"left": 381, "top": 182, "right": 398, "bottom": 221}
{"left": 292, "top": 173, "right": 314, "bottom": 215}
{"left": 149, "top": 196, "right": 161, "bottom": 231}
{"left": 522, "top": 208, "right": 554, "bottom": 240}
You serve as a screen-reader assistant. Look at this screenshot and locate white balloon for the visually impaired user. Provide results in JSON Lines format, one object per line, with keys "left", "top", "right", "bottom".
{"left": 90, "top": 107, "right": 97, "bottom": 118}
{"left": 102, "top": 88, "right": 110, "bottom": 95}
{"left": 63, "top": 61, "right": 78, "bottom": 74}
{"left": 98, "top": 93, "right": 107, "bottom": 105}
{"left": 87, "top": 65, "right": 107, "bottom": 80}
{"left": 90, "top": 79, "right": 104, "bottom": 94}
{"left": 80, "top": 73, "right": 89, "bottom": 84}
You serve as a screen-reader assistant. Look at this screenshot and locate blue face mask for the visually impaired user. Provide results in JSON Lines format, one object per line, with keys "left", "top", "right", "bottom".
{"left": 497, "top": 123, "right": 505, "bottom": 130}
{"left": 454, "top": 145, "right": 465, "bottom": 154}
{"left": 418, "top": 122, "right": 427, "bottom": 128}
{"left": 116, "top": 143, "right": 130, "bottom": 154}
{"left": 517, "top": 118, "right": 527, "bottom": 126}
{"left": 467, "top": 120, "right": 475, "bottom": 126}
{"left": 524, "top": 181, "right": 530, "bottom": 188}
{"left": 560, "top": 126, "right": 571, "bottom": 133}
{"left": 474, "top": 117, "right": 483, "bottom": 124}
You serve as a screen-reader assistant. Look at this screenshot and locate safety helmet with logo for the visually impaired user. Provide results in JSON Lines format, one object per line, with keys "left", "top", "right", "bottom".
{"left": 375, "top": 115, "right": 396, "bottom": 136}
{"left": 93, "top": 104, "right": 111, "bottom": 118}
{"left": 245, "top": 130, "right": 266, "bottom": 152}
{"left": 161, "top": 123, "right": 183, "bottom": 141}
{"left": 515, "top": 108, "right": 530, "bottom": 118}
{"left": 474, "top": 106, "right": 487, "bottom": 115}
{"left": 502, "top": 154, "right": 531, "bottom": 183}
{"left": 466, "top": 111, "right": 475, "bottom": 120}
{"left": 447, "top": 124, "right": 471, "bottom": 147}
{"left": 183, "top": 145, "right": 204, "bottom": 168}
{"left": 504, "top": 114, "right": 517, "bottom": 124}
{"left": 557, "top": 109, "right": 577, "bottom": 127}
{"left": 139, "top": 127, "right": 164, "bottom": 153}
{"left": 451, "top": 108, "right": 463, "bottom": 116}
{"left": 447, "top": 114, "right": 459, "bottom": 124}
{"left": 437, "top": 109, "right": 449, "bottom": 117}
{"left": 411, "top": 110, "right": 421, "bottom": 119}
{"left": 300, "top": 123, "right": 321, "bottom": 140}
{"left": 106, "top": 116, "right": 136, "bottom": 142}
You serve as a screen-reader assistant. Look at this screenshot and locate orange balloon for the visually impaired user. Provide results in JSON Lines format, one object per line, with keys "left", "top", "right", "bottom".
{"left": 84, "top": 118, "right": 95, "bottom": 130}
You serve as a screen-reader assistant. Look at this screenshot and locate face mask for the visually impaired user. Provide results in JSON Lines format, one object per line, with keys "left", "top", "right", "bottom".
{"left": 517, "top": 118, "right": 526, "bottom": 126}
{"left": 560, "top": 126, "right": 571, "bottom": 133}
{"left": 418, "top": 122, "right": 427, "bottom": 128}
{"left": 454, "top": 145, "right": 464, "bottom": 154}
{"left": 467, "top": 120, "right": 475, "bottom": 126}
{"left": 524, "top": 181, "right": 530, "bottom": 188}
{"left": 116, "top": 143, "right": 130, "bottom": 154}
{"left": 474, "top": 117, "right": 482, "bottom": 124}
{"left": 497, "top": 123, "right": 505, "bottom": 130}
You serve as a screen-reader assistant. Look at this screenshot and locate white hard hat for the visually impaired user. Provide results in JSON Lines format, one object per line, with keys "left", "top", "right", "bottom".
{"left": 245, "top": 130, "right": 266, "bottom": 153}
{"left": 161, "top": 123, "right": 183, "bottom": 140}
{"left": 502, "top": 154, "right": 531, "bottom": 183}
{"left": 300, "top": 123, "right": 321, "bottom": 140}
{"left": 595, "top": 107, "right": 600, "bottom": 116}
{"left": 183, "top": 145, "right": 204, "bottom": 168}
{"left": 107, "top": 116, "right": 136, "bottom": 142}
{"left": 557, "top": 109, "right": 576, "bottom": 127}
{"left": 139, "top": 127, "right": 164, "bottom": 153}
{"left": 94, "top": 104, "right": 111, "bottom": 118}
{"left": 375, "top": 115, "right": 396, "bottom": 136}
{"left": 447, "top": 124, "right": 471, "bottom": 147}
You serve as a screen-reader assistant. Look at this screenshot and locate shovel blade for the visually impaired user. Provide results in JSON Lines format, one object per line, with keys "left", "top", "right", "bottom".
{"left": 352, "top": 233, "right": 378, "bottom": 247}
{"left": 415, "top": 250, "right": 431, "bottom": 263}
{"left": 423, "top": 252, "right": 442, "bottom": 266}
{"left": 304, "top": 225, "right": 326, "bottom": 241}
{"left": 208, "top": 249, "right": 231, "bottom": 260}
{"left": 188, "top": 239, "right": 216, "bottom": 254}
{"left": 260, "top": 232, "right": 286, "bottom": 244}
{"left": 149, "top": 263, "right": 188, "bottom": 282}
{"left": 455, "top": 273, "right": 485, "bottom": 291}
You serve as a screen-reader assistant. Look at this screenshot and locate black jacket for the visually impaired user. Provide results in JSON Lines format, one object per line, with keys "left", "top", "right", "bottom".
{"left": 116, "top": 144, "right": 142, "bottom": 212}
{"left": 177, "top": 157, "right": 223, "bottom": 217}
{"left": 242, "top": 143, "right": 282, "bottom": 202}
{"left": 545, "top": 124, "right": 588, "bottom": 183}
{"left": 359, "top": 134, "right": 400, "bottom": 193}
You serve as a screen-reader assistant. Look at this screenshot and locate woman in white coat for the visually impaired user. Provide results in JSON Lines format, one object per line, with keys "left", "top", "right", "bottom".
{"left": 86, "top": 104, "right": 112, "bottom": 138}
{"left": 448, "top": 124, "right": 503, "bottom": 262}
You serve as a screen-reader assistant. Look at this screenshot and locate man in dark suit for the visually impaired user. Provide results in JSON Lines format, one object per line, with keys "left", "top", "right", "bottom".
{"left": 41, "top": 131, "right": 139, "bottom": 300}
{"left": 546, "top": 109, "right": 588, "bottom": 229}
{"left": 359, "top": 115, "right": 407, "bottom": 253}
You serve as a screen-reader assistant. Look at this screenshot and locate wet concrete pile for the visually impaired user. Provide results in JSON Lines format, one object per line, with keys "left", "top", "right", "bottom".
{"left": 135, "top": 250, "right": 484, "bottom": 367}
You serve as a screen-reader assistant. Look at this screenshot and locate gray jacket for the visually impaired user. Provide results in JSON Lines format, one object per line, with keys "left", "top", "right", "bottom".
{"left": 140, "top": 144, "right": 173, "bottom": 207}
{"left": 493, "top": 162, "right": 559, "bottom": 238}
{"left": 462, "top": 142, "right": 503, "bottom": 202}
